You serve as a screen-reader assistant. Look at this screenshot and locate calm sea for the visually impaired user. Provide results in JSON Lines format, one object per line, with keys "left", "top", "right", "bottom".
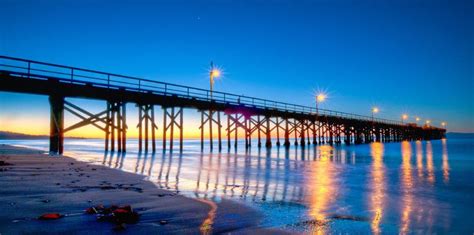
{"left": 1, "top": 137, "right": 473, "bottom": 234}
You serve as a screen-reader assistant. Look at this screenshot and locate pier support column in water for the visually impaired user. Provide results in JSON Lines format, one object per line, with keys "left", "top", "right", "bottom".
{"left": 257, "top": 115, "right": 262, "bottom": 148}
{"left": 265, "top": 116, "right": 272, "bottom": 148}
{"left": 164, "top": 107, "right": 184, "bottom": 151}
{"left": 49, "top": 95, "right": 64, "bottom": 154}
{"left": 106, "top": 101, "right": 127, "bottom": 152}
{"left": 299, "top": 120, "right": 306, "bottom": 146}
{"left": 284, "top": 118, "right": 290, "bottom": 148}
{"left": 137, "top": 104, "right": 157, "bottom": 152}
{"left": 276, "top": 117, "right": 281, "bottom": 146}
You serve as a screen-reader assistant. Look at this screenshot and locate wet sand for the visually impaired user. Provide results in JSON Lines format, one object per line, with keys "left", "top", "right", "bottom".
{"left": 0, "top": 144, "right": 283, "bottom": 234}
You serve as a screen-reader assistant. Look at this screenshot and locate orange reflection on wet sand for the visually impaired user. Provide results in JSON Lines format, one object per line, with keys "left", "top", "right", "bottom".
{"left": 370, "top": 142, "right": 385, "bottom": 234}
{"left": 197, "top": 197, "right": 217, "bottom": 235}
{"left": 400, "top": 141, "right": 413, "bottom": 234}
{"left": 307, "top": 145, "right": 336, "bottom": 234}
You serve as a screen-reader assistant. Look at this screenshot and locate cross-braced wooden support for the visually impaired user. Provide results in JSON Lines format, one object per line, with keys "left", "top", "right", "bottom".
{"left": 270, "top": 117, "right": 285, "bottom": 146}
{"left": 199, "top": 110, "right": 223, "bottom": 151}
{"left": 226, "top": 113, "right": 251, "bottom": 149}
{"left": 249, "top": 115, "right": 273, "bottom": 148}
{"left": 104, "top": 101, "right": 127, "bottom": 152}
{"left": 163, "top": 107, "right": 184, "bottom": 151}
{"left": 51, "top": 99, "right": 127, "bottom": 153}
{"left": 137, "top": 104, "right": 158, "bottom": 152}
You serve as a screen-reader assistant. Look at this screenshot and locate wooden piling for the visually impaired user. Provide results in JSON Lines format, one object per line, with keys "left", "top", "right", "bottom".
{"left": 122, "top": 102, "right": 126, "bottom": 152}
{"left": 151, "top": 105, "right": 156, "bottom": 152}
{"left": 170, "top": 107, "right": 175, "bottom": 150}
{"left": 234, "top": 114, "right": 238, "bottom": 149}
{"left": 217, "top": 111, "right": 222, "bottom": 151}
{"left": 105, "top": 102, "right": 110, "bottom": 151}
{"left": 276, "top": 117, "right": 281, "bottom": 146}
{"left": 284, "top": 118, "right": 290, "bottom": 148}
{"left": 265, "top": 117, "right": 271, "bottom": 148}
{"left": 163, "top": 107, "right": 167, "bottom": 150}
{"left": 111, "top": 104, "right": 116, "bottom": 151}
{"left": 201, "top": 111, "right": 204, "bottom": 151}
{"left": 179, "top": 107, "right": 184, "bottom": 151}
{"left": 49, "top": 95, "right": 64, "bottom": 154}
{"left": 145, "top": 105, "right": 149, "bottom": 151}
{"left": 257, "top": 116, "right": 262, "bottom": 147}
{"left": 117, "top": 103, "right": 122, "bottom": 152}
{"left": 227, "top": 114, "right": 231, "bottom": 150}
{"left": 209, "top": 110, "right": 213, "bottom": 150}
{"left": 138, "top": 105, "right": 143, "bottom": 152}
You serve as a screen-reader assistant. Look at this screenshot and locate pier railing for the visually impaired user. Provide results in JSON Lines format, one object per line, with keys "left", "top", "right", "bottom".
{"left": 0, "top": 55, "right": 404, "bottom": 125}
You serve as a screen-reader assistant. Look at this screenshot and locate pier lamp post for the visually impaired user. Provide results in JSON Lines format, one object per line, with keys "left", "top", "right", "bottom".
{"left": 315, "top": 93, "right": 326, "bottom": 116}
{"left": 425, "top": 120, "right": 431, "bottom": 127}
{"left": 402, "top": 114, "right": 408, "bottom": 124}
{"left": 441, "top": 122, "right": 447, "bottom": 129}
{"left": 416, "top": 117, "right": 420, "bottom": 122}
{"left": 209, "top": 61, "right": 221, "bottom": 99}
{"left": 371, "top": 107, "right": 379, "bottom": 121}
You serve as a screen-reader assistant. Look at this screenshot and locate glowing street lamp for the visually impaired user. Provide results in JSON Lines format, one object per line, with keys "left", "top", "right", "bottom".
{"left": 371, "top": 107, "right": 379, "bottom": 121}
{"left": 415, "top": 117, "right": 420, "bottom": 122}
{"left": 402, "top": 114, "right": 408, "bottom": 124}
{"left": 441, "top": 122, "right": 447, "bottom": 129}
{"left": 425, "top": 120, "right": 431, "bottom": 127}
{"left": 209, "top": 61, "right": 221, "bottom": 99}
{"left": 315, "top": 93, "right": 326, "bottom": 115}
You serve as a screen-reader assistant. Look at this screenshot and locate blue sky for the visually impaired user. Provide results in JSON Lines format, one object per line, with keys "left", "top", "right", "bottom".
{"left": 0, "top": 0, "right": 473, "bottom": 133}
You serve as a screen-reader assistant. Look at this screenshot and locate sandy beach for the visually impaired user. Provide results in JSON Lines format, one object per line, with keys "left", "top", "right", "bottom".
{"left": 0, "top": 144, "right": 282, "bottom": 234}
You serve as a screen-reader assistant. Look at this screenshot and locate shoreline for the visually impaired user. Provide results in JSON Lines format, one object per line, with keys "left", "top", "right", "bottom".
{"left": 0, "top": 144, "right": 281, "bottom": 234}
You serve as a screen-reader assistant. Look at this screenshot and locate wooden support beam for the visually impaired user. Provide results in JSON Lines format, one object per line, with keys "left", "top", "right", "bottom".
{"left": 200, "top": 111, "right": 204, "bottom": 150}
{"left": 49, "top": 95, "right": 64, "bottom": 154}
{"left": 117, "top": 103, "right": 122, "bottom": 152}
{"left": 276, "top": 117, "right": 281, "bottom": 146}
{"left": 234, "top": 114, "right": 238, "bottom": 149}
{"left": 151, "top": 105, "right": 156, "bottom": 152}
{"left": 227, "top": 114, "right": 231, "bottom": 150}
{"left": 265, "top": 117, "right": 272, "bottom": 148}
{"left": 122, "top": 103, "right": 127, "bottom": 152}
{"left": 145, "top": 105, "right": 149, "bottom": 151}
{"left": 209, "top": 109, "right": 213, "bottom": 150}
{"left": 170, "top": 107, "right": 175, "bottom": 150}
{"left": 105, "top": 102, "right": 110, "bottom": 152}
{"left": 179, "top": 107, "right": 184, "bottom": 151}
{"left": 284, "top": 118, "right": 290, "bottom": 148}
{"left": 217, "top": 111, "right": 222, "bottom": 151}
{"left": 163, "top": 107, "right": 167, "bottom": 150}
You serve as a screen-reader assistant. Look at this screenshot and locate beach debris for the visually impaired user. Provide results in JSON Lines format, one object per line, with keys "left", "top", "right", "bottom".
{"left": 85, "top": 204, "right": 140, "bottom": 229}
{"left": 329, "top": 214, "right": 369, "bottom": 222}
{"left": 38, "top": 213, "right": 63, "bottom": 220}
{"left": 159, "top": 220, "right": 168, "bottom": 225}
{"left": 40, "top": 199, "right": 51, "bottom": 203}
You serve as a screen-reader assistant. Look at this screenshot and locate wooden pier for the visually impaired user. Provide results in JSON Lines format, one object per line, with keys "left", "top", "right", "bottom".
{"left": 0, "top": 55, "right": 446, "bottom": 154}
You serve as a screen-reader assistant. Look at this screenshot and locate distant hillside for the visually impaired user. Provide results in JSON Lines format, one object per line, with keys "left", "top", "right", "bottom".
{"left": 0, "top": 131, "right": 84, "bottom": 139}
{"left": 447, "top": 132, "right": 474, "bottom": 139}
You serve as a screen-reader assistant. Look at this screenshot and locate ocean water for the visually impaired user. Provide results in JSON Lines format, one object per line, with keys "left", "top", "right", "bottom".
{"left": 1, "top": 137, "right": 473, "bottom": 234}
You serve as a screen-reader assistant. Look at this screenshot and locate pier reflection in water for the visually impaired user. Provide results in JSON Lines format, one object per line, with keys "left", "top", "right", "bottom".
{"left": 2, "top": 138, "right": 467, "bottom": 233}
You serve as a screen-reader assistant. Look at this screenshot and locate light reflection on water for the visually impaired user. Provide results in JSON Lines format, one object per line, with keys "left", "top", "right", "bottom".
{"left": 2, "top": 138, "right": 474, "bottom": 233}
{"left": 369, "top": 142, "right": 385, "bottom": 234}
